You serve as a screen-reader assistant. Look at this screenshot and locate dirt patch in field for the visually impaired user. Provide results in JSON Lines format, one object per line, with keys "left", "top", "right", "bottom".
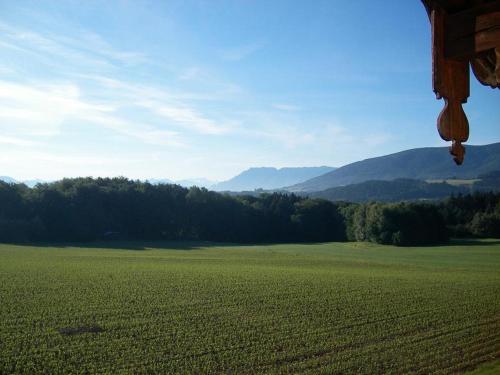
{"left": 57, "top": 325, "right": 105, "bottom": 336}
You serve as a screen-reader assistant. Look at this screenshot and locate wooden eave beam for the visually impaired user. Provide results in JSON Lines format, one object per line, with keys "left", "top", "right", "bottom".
{"left": 445, "top": 1, "right": 500, "bottom": 59}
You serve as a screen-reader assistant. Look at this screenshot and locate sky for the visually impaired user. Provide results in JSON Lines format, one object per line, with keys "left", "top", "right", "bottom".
{"left": 0, "top": 0, "right": 498, "bottom": 181}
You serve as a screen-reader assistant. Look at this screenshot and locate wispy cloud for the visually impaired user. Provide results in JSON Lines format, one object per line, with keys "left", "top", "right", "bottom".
{"left": 220, "top": 42, "right": 263, "bottom": 61}
{"left": 0, "top": 65, "right": 16, "bottom": 75}
{"left": 139, "top": 100, "right": 228, "bottom": 135}
{"left": 0, "top": 18, "right": 232, "bottom": 143}
{"left": 0, "top": 22, "right": 112, "bottom": 70}
{"left": 71, "top": 31, "right": 148, "bottom": 65}
{"left": 81, "top": 113, "right": 184, "bottom": 147}
{"left": 272, "top": 103, "right": 301, "bottom": 111}
{"left": 0, "top": 80, "right": 183, "bottom": 147}
{"left": 73, "top": 73, "right": 232, "bottom": 135}
{"left": 0, "top": 21, "right": 147, "bottom": 73}
{"left": 178, "top": 67, "right": 201, "bottom": 81}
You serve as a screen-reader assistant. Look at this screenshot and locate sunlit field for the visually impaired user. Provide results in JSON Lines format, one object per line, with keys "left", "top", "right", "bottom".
{"left": 1, "top": 240, "right": 499, "bottom": 374}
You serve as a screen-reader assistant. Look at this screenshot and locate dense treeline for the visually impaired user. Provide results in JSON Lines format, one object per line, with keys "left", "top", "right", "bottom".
{"left": 340, "top": 202, "right": 448, "bottom": 246}
{"left": 0, "top": 178, "right": 346, "bottom": 244}
{"left": 310, "top": 173, "right": 500, "bottom": 203}
{"left": 439, "top": 191, "right": 500, "bottom": 238}
{"left": 0, "top": 178, "right": 498, "bottom": 245}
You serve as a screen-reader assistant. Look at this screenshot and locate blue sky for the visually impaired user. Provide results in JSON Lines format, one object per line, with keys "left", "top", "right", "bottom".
{"left": 0, "top": 0, "right": 498, "bottom": 181}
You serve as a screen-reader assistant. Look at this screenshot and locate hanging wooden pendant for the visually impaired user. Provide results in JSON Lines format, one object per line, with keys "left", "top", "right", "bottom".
{"left": 432, "top": 5, "right": 470, "bottom": 165}
{"left": 422, "top": 0, "right": 500, "bottom": 165}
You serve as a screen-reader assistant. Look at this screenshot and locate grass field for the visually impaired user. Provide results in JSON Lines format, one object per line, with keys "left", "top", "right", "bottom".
{"left": 1, "top": 240, "right": 499, "bottom": 374}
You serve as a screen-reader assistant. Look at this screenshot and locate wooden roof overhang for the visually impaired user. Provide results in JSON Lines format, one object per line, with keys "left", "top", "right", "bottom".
{"left": 422, "top": 0, "right": 500, "bottom": 164}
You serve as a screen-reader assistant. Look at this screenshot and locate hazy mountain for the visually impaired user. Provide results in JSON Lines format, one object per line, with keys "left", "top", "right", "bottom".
{"left": 176, "top": 178, "right": 217, "bottom": 188}
{"left": 1, "top": 176, "right": 216, "bottom": 189}
{"left": 0, "top": 177, "right": 50, "bottom": 187}
{"left": 212, "top": 166, "right": 336, "bottom": 192}
{"left": 147, "top": 178, "right": 216, "bottom": 188}
{"left": 23, "top": 179, "right": 50, "bottom": 187}
{"left": 0, "top": 176, "right": 17, "bottom": 183}
{"left": 146, "top": 178, "right": 173, "bottom": 185}
{"left": 287, "top": 143, "right": 500, "bottom": 192}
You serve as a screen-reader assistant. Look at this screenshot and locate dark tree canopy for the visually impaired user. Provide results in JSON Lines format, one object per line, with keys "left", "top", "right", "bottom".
{"left": 0, "top": 178, "right": 498, "bottom": 246}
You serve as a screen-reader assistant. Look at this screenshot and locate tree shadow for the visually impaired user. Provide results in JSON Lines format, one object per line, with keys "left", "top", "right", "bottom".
{"left": 7, "top": 240, "right": 238, "bottom": 251}
{"left": 6, "top": 240, "right": 301, "bottom": 251}
{"left": 447, "top": 238, "right": 500, "bottom": 247}
{"left": 7, "top": 238, "right": 498, "bottom": 251}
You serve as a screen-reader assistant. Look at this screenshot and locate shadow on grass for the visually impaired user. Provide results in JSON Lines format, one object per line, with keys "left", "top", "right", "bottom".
{"left": 5, "top": 238, "right": 499, "bottom": 251}
{"left": 5, "top": 240, "right": 312, "bottom": 251}
{"left": 7, "top": 241, "right": 241, "bottom": 251}
{"left": 447, "top": 238, "right": 500, "bottom": 247}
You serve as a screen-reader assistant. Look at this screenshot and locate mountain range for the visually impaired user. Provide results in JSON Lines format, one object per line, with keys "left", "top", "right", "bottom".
{"left": 211, "top": 166, "right": 336, "bottom": 192}
{"left": 2, "top": 142, "right": 499, "bottom": 197}
{"left": 286, "top": 142, "right": 500, "bottom": 192}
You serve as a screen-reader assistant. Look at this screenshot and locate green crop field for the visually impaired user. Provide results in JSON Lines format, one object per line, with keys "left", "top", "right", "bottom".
{"left": 1, "top": 240, "right": 499, "bottom": 374}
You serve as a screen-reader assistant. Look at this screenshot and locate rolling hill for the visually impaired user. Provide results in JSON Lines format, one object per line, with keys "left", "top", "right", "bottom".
{"left": 212, "top": 166, "right": 336, "bottom": 192}
{"left": 287, "top": 142, "right": 500, "bottom": 192}
{"left": 308, "top": 178, "right": 470, "bottom": 202}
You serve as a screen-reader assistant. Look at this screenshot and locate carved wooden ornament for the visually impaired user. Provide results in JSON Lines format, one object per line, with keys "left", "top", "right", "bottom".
{"left": 423, "top": 0, "right": 500, "bottom": 165}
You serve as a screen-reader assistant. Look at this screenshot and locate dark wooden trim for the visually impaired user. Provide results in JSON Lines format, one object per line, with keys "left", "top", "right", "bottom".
{"left": 446, "top": 9, "right": 500, "bottom": 59}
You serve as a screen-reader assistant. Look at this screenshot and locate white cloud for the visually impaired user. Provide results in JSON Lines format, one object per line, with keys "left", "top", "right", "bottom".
{"left": 0, "top": 80, "right": 96, "bottom": 137}
{"left": 0, "top": 135, "right": 37, "bottom": 146}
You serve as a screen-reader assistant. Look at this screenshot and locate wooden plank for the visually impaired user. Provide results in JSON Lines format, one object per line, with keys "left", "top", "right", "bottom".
{"left": 446, "top": 24, "right": 500, "bottom": 58}
{"left": 432, "top": 7, "right": 470, "bottom": 100}
{"left": 445, "top": 3, "right": 500, "bottom": 59}
{"left": 447, "top": 7, "right": 500, "bottom": 40}
{"left": 449, "top": 31, "right": 500, "bottom": 58}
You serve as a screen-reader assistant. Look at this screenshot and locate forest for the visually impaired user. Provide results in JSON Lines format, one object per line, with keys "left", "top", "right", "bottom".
{"left": 0, "top": 177, "right": 499, "bottom": 246}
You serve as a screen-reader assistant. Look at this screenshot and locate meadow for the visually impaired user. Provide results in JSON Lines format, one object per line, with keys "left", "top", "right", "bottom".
{"left": 0, "top": 240, "right": 499, "bottom": 374}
